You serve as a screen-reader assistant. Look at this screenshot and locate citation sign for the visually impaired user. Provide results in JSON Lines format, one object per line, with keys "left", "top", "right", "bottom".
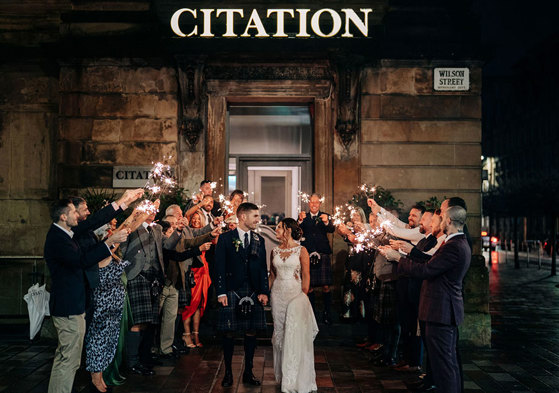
{"left": 433, "top": 67, "right": 470, "bottom": 91}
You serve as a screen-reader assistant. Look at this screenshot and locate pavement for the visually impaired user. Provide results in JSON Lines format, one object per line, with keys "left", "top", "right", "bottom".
{"left": 1, "top": 254, "right": 559, "bottom": 393}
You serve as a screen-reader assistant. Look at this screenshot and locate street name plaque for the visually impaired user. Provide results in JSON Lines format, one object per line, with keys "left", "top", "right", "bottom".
{"left": 433, "top": 67, "right": 470, "bottom": 91}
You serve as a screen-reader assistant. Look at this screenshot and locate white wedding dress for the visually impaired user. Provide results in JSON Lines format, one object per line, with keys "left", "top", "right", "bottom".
{"left": 271, "top": 245, "right": 319, "bottom": 393}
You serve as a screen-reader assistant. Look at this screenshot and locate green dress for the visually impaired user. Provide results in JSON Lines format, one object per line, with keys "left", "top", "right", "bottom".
{"left": 103, "top": 272, "right": 134, "bottom": 386}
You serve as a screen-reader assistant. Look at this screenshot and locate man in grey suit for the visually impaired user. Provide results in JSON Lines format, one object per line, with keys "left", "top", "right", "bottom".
{"left": 380, "top": 206, "right": 471, "bottom": 393}
{"left": 121, "top": 211, "right": 181, "bottom": 375}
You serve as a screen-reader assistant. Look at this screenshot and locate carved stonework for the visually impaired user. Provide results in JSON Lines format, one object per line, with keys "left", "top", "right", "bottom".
{"left": 176, "top": 56, "right": 206, "bottom": 151}
{"left": 205, "top": 65, "right": 331, "bottom": 81}
{"left": 335, "top": 64, "right": 361, "bottom": 151}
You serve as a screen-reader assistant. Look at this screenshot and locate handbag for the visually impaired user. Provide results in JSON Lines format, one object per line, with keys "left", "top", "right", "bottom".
{"left": 233, "top": 291, "right": 255, "bottom": 320}
{"left": 186, "top": 268, "right": 196, "bottom": 288}
{"left": 309, "top": 251, "right": 322, "bottom": 268}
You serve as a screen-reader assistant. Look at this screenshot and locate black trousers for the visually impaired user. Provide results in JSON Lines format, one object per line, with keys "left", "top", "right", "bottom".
{"left": 425, "top": 322, "right": 460, "bottom": 393}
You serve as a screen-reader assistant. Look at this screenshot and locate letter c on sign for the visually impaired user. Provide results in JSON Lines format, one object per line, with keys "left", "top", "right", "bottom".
{"left": 116, "top": 171, "right": 125, "bottom": 180}
{"left": 171, "top": 8, "right": 198, "bottom": 37}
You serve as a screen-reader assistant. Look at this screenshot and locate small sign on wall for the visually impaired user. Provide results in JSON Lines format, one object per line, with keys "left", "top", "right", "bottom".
{"left": 113, "top": 166, "right": 175, "bottom": 188}
{"left": 433, "top": 67, "right": 470, "bottom": 91}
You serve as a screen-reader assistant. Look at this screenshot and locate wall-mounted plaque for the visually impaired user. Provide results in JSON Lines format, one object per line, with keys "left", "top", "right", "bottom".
{"left": 433, "top": 67, "right": 470, "bottom": 91}
{"left": 113, "top": 166, "right": 175, "bottom": 188}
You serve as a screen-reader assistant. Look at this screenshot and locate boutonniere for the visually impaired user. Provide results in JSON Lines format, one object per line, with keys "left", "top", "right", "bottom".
{"left": 233, "top": 238, "right": 243, "bottom": 252}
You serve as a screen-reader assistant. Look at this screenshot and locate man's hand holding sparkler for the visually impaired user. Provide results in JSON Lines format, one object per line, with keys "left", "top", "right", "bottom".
{"left": 117, "top": 188, "right": 144, "bottom": 207}
{"left": 211, "top": 226, "right": 222, "bottom": 238}
{"left": 378, "top": 245, "right": 402, "bottom": 262}
{"left": 367, "top": 198, "right": 381, "bottom": 215}
{"left": 320, "top": 213, "right": 329, "bottom": 224}
{"left": 389, "top": 240, "right": 413, "bottom": 254}
{"left": 105, "top": 229, "right": 130, "bottom": 248}
{"left": 298, "top": 211, "right": 306, "bottom": 223}
{"left": 213, "top": 216, "right": 224, "bottom": 227}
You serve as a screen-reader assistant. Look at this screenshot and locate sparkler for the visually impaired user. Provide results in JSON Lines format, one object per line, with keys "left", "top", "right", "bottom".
{"left": 359, "top": 184, "right": 377, "bottom": 200}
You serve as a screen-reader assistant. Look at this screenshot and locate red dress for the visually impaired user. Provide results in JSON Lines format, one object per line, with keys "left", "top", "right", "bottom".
{"left": 182, "top": 252, "right": 212, "bottom": 319}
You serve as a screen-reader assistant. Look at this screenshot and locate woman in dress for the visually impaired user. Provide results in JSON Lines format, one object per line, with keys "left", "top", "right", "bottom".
{"left": 270, "top": 218, "right": 318, "bottom": 393}
{"left": 85, "top": 255, "right": 130, "bottom": 392}
{"left": 181, "top": 212, "right": 213, "bottom": 348}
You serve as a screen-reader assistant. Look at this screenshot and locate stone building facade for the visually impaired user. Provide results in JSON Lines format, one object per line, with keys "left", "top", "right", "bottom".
{"left": 0, "top": 0, "right": 489, "bottom": 346}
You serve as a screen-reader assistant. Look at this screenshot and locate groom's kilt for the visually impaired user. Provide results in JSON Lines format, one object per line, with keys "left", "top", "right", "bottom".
{"left": 310, "top": 253, "right": 332, "bottom": 287}
{"left": 217, "top": 283, "right": 266, "bottom": 332}
{"left": 127, "top": 271, "right": 160, "bottom": 325}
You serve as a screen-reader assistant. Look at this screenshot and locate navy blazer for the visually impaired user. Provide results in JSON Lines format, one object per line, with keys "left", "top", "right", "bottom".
{"left": 300, "top": 211, "right": 335, "bottom": 254}
{"left": 74, "top": 203, "right": 122, "bottom": 289}
{"left": 44, "top": 224, "right": 112, "bottom": 317}
{"left": 397, "top": 234, "right": 471, "bottom": 326}
{"left": 214, "top": 229, "right": 269, "bottom": 297}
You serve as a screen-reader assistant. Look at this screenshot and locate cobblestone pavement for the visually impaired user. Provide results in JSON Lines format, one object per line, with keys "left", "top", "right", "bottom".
{"left": 1, "top": 256, "right": 558, "bottom": 393}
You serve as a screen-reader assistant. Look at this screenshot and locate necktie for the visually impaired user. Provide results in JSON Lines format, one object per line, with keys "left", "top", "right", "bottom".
{"left": 244, "top": 233, "right": 249, "bottom": 249}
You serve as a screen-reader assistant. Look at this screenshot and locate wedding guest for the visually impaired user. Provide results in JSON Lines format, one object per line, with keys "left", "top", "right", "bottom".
{"left": 228, "top": 189, "right": 245, "bottom": 217}
{"left": 181, "top": 213, "right": 214, "bottom": 348}
{"left": 380, "top": 206, "right": 471, "bottom": 393}
{"left": 121, "top": 212, "right": 181, "bottom": 375}
{"left": 44, "top": 199, "right": 128, "bottom": 393}
{"left": 85, "top": 254, "right": 130, "bottom": 392}
{"left": 337, "top": 207, "right": 371, "bottom": 321}
{"left": 298, "top": 193, "right": 336, "bottom": 324}
{"left": 186, "top": 180, "right": 221, "bottom": 217}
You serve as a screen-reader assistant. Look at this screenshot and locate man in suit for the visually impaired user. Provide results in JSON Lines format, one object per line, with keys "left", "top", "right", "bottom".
{"left": 45, "top": 199, "right": 128, "bottom": 393}
{"left": 185, "top": 179, "right": 222, "bottom": 217}
{"left": 70, "top": 189, "right": 143, "bottom": 326}
{"left": 380, "top": 206, "right": 471, "bottom": 393}
{"left": 120, "top": 211, "right": 181, "bottom": 375}
{"left": 215, "top": 202, "right": 269, "bottom": 387}
{"left": 298, "top": 193, "right": 335, "bottom": 324}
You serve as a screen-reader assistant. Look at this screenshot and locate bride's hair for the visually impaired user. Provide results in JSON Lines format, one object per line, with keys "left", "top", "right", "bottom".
{"left": 281, "top": 218, "right": 303, "bottom": 240}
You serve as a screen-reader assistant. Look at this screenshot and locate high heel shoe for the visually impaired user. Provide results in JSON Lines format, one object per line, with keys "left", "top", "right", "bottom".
{"left": 182, "top": 333, "right": 196, "bottom": 348}
{"left": 193, "top": 332, "right": 203, "bottom": 347}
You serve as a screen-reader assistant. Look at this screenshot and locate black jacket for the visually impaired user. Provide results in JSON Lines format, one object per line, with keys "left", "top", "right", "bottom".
{"left": 300, "top": 211, "right": 335, "bottom": 254}
{"left": 214, "top": 229, "right": 269, "bottom": 296}
{"left": 44, "top": 224, "right": 111, "bottom": 317}
{"left": 74, "top": 203, "right": 123, "bottom": 289}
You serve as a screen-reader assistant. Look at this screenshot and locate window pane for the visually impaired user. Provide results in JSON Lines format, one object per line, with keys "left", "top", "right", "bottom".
{"left": 228, "top": 105, "right": 311, "bottom": 155}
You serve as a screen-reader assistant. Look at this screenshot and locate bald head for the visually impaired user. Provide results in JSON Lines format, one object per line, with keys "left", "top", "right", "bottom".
{"left": 441, "top": 205, "right": 467, "bottom": 235}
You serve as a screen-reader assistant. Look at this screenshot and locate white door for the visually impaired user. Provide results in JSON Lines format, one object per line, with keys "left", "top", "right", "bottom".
{"left": 247, "top": 166, "right": 300, "bottom": 223}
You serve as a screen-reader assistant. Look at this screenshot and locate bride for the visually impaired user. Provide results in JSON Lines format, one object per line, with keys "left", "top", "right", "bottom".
{"left": 270, "top": 218, "right": 319, "bottom": 393}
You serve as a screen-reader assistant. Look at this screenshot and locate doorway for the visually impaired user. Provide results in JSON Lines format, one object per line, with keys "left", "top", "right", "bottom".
{"left": 227, "top": 105, "right": 312, "bottom": 224}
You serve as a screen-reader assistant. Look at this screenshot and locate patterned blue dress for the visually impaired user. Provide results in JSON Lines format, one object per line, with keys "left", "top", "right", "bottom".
{"left": 86, "top": 259, "right": 130, "bottom": 373}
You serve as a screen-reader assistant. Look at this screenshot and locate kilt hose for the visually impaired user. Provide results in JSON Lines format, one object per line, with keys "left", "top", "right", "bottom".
{"left": 217, "top": 283, "right": 266, "bottom": 333}
{"left": 309, "top": 253, "right": 332, "bottom": 287}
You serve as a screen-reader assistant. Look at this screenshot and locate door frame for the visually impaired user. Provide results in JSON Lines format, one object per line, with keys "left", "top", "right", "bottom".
{"left": 204, "top": 61, "right": 335, "bottom": 213}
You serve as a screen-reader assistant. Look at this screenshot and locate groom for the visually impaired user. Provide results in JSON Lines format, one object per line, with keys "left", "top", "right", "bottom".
{"left": 215, "top": 202, "right": 269, "bottom": 387}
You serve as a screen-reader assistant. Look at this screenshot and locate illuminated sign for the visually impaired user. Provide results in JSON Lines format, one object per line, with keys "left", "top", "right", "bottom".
{"left": 170, "top": 8, "right": 373, "bottom": 38}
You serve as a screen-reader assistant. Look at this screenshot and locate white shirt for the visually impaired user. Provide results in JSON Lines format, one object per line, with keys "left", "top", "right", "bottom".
{"left": 444, "top": 232, "right": 464, "bottom": 243}
{"left": 237, "top": 227, "right": 251, "bottom": 247}
{"left": 53, "top": 223, "right": 74, "bottom": 238}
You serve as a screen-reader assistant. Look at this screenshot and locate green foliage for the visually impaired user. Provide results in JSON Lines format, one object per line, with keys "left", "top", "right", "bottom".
{"left": 347, "top": 186, "right": 403, "bottom": 218}
{"left": 81, "top": 188, "right": 116, "bottom": 213}
{"left": 415, "top": 196, "right": 443, "bottom": 211}
{"left": 156, "top": 187, "right": 190, "bottom": 221}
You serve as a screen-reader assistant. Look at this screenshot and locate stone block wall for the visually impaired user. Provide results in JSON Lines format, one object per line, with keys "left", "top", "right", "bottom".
{"left": 359, "top": 60, "right": 489, "bottom": 347}
{"left": 57, "top": 60, "right": 180, "bottom": 193}
{"left": 360, "top": 61, "right": 482, "bottom": 251}
{"left": 0, "top": 64, "right": 58, "bottom": 255}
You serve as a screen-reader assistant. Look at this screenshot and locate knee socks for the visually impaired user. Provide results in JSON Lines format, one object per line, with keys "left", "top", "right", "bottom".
{"left": 126, "top": 330, "right": 141, "bottom": 367}
{"left": 244, "top": 335, "right": 257, "bottom": 374}
{"left": 223, "top": 335, "right": 234, "bottom": 373}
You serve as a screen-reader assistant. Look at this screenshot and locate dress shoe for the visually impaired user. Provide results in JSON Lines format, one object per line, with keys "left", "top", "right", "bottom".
{"left": 221, "top": 369, "right": 233, "bottom": 387}
{"left": 390, "top": 360, "right": 408, "bottom": 369}
{"left": 356, "top": 340, "right": 372, "bottom": 348}
{"left": 172, "top": 343, "right": 190, "bottom": 355}
{"left": 242, "top": 372, "right": 261, "bottom": 386}
{"left": 366, "top": 343, "right": 383, "bottom": 352}
{"left": 158, "top": 352, "right": 176, "bottom": 360}
{"left": 412, "top": 383, "right": 437, "bottom": 393}
{"left": 130, "top": 363, "right": 155, "bottom": 376}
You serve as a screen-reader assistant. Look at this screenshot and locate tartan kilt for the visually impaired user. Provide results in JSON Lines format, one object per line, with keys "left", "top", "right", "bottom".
{"left": 217, "top": 283, "right": 266, "bottom": 332}
{"left": 310, "top": 253, "right": 332, "bottom": 287}
{"left": 372, "top": 280, "right": 398, "bottom": 325}
{"left": 127, "top": 273, "right": 160, "bottom": 325}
